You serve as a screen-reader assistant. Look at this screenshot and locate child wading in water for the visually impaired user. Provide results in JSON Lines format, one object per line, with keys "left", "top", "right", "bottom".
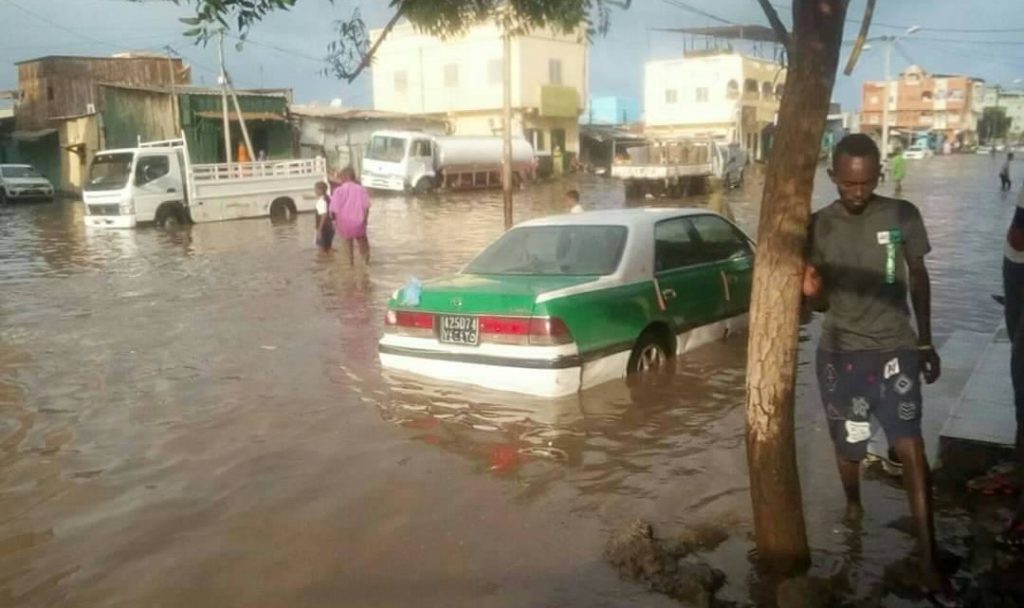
{"left": 314, "top": 181, "right": 334, "bottom": 253}
{"left": 329, "top": 167, "right": 372, "bottom": 266}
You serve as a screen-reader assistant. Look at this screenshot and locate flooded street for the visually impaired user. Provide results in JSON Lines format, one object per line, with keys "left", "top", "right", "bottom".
{"left": 0, "top": 156, "right": 1015, "bottom": 607}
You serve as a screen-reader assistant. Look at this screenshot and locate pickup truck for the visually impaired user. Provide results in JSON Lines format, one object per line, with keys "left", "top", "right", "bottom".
{"left": 82, "top": 136, "right": 327, "bottom": 229}
{"left": 611, "top": 139, "right": 745, "bottom": 196}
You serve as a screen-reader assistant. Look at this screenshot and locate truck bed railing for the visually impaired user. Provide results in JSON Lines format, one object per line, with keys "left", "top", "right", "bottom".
{"left": 190, "top": 158, "right": 327, "bottom": 183}
{"left": 139, "top": 137, "right": 185, "bottom": 149}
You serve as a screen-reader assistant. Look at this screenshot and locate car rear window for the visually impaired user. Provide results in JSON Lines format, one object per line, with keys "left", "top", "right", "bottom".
{"left": 465, "top": 225, "right": 628, "bottom": 276}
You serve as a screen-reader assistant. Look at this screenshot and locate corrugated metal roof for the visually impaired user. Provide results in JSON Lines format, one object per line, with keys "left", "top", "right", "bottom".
{"left": 15, "top": 54, "right": 184, "bottom": 65}
{"left": 195, "top": 110, "right": 286, "bottom": 122}
{"left": 289, "top": 105, "right": 445, "bottom": 122}
{"left": 97, "top": 82, "right": 291, "bottom": 99}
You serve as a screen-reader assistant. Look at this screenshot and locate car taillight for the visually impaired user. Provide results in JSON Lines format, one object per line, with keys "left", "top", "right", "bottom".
{"left": 477, "top": 316, "right": 572, "bottom": 346}
{"left": 385, "top": 310, "right": 435, "bottom": 336}
{"left": 528, "top": 317, "right": 573, "bottom": 346}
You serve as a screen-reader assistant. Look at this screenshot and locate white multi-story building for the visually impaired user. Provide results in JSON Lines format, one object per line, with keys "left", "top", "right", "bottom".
{"left": 983, "top": 86, "right": 1024, "bottom": 141}
{"left": 644, "top": 50, "right": 786, "bottom": 160}
{"left": 371, "top": 21, "right": 587, "bottom": 166}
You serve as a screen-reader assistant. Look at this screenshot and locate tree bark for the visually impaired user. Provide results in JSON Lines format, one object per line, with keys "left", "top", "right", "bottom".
{"left": 745, "top": 0, "right": 848, "bottom": 577}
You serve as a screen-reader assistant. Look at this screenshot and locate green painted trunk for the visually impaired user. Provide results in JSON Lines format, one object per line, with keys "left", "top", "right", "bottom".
{"left": 407, "top": 274, "right": 597, "bottom": 316}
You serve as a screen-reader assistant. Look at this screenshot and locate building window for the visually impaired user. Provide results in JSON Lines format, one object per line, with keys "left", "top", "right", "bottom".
{"left": 744, "top": 79, "right": 758, "bottom": 97}
{"left": 949, "top": 113, "right": 960, "bottom": 123}
{"left": 869, "top": 95, "right": 879, "bottom": 105}
{"left": 394, "top": 70, "right": 407, "bottom": 94}
{"left": 488, "top": 59, "right": 502, "bottom": 85}
{"left": 548, "top": 59, "right": 563, "bottom": 85}
{"left": 444, "top": 64, "right": 459, "bottom": 88}
{"left": 665, "top": 89, "right": 678, "bottom": 104}
{"left": 47, "top": 85, "right": 54, "bottom": 101}
{"left": 726, "top": 80, "right": 739, "bottom": 100}
{"left": 921, "top": 91, "right": 933, "bottom": 101}
{"left": 695, "top": 87, "right": 709, "bottom": 103}
{"left": 761, "top": 82, "right": 773, "bottom": 99}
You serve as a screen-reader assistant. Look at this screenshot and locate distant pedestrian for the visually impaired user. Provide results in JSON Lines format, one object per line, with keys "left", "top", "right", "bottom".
{"left": 565, "top": 189, "right": 583, "bottom": 214}
{"left": 803, "top": 134, "right": 956, "bottom": 605}
{"left": 888, "top": 148, "right": 906, "bottom": 195}
{"left": 313, "top": 181, "right": 334, "bottom": 253}
{"left": 1001, "top": 152, "right": 1014, "bottom": 191}
{"left": 329, "top": 167, "right": 371, "bottom": 267}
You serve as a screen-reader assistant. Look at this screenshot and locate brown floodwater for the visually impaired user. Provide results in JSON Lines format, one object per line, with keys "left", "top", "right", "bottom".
{"left": 0, "top": 155, "right": 1014, "bottom": 607}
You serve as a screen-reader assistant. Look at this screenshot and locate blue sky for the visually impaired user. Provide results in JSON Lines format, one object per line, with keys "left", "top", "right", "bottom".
{"left": 1, "top": 0, "right": 1022, "bottom": 113}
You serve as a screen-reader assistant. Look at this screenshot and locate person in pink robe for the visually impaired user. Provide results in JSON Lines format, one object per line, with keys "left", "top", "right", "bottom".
{"left": 329, "top": 167, "right": 371, "bottom": 266}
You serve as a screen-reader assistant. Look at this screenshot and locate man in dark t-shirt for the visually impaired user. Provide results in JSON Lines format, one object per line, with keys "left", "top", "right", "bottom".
{"left": 804, "top": 135, "right": 955, "bottom": 604}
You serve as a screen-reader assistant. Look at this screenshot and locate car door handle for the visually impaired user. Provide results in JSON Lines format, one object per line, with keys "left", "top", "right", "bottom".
{"left": 662, "top": 288, "right": 677, "bottom": 300}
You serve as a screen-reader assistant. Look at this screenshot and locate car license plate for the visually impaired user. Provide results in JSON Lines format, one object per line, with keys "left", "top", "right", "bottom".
{"left": 439, "top": 315, "right": 479, "bottom": 345}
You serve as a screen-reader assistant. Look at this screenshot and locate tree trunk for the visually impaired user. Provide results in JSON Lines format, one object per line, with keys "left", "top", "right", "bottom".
{"left": 745, "top": 0, "right": 848, "bottom": 577}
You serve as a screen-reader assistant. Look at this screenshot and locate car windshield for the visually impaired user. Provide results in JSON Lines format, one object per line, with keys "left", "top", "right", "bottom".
{"left": 465, "top": 225, "right": 628, "bottom": 276}
{"left": 1, "top": 166, "right": 41, "bottom": 178}
{"left": 86, "top": 153, "right": 134, "bottom": 191}
{"left": 365, "top": 136, "right": 407, "bottom": 163}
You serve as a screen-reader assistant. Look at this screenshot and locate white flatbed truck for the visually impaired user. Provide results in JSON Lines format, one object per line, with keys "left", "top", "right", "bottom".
{"left": 82, "top": 136, "right": 327, "bottom": 229}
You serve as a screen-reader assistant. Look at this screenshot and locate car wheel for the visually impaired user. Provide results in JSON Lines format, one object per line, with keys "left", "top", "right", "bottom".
{"left": 627, "top": 330, "right": 670, "bottom": 374}
{"left": 269, "top": 197, "right": 297, "bottom": 223}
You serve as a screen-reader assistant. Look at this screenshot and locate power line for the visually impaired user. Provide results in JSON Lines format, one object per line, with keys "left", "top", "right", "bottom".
{"left": 0, "top": 0, "right": 127, "bottom": 51}
{"left": 224, "top": 32, "right": 326, "bottom": 65}
{"left": 770, "top": 2, "right": 1024, "bottom": 34}
{"left": 659, "top": 0, "right": 736, "bottom": 26}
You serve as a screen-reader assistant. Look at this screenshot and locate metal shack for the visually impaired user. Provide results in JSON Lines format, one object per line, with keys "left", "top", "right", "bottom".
{"left": 56, "top": 84, "right": 295, "bottom": 194}
{"left": 9, "top": 54, "right": 190, "bottom": 188}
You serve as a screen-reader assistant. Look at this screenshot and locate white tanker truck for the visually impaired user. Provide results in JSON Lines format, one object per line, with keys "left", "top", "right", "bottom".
{"left": 359, "top": 130, "right": 535, "bottom": 193}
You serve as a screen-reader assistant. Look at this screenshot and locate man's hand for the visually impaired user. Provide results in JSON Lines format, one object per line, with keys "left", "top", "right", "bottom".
{"left": 920, "top": 346, "right": 941, "bottom": 384}
{"left": 802, "top": 264, "right": 822, "bottom": 298}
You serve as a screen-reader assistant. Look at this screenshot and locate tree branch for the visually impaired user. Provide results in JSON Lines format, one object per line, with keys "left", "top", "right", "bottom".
{"left": 345, "top": 8, "right": 404, "bottom": 84}
{"left": 842, "top": 0, "right": 876, "bottom": 75}
{"left": 755, "top": 0, "right": 790, "bottom": 52}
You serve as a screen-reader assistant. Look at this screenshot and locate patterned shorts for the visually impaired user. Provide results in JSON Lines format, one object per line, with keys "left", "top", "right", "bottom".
{"left": 815, "top": 348, "right": 923, "bottom": 461}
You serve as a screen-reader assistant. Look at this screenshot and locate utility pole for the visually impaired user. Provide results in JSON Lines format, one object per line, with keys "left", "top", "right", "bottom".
{"left": 164, "top": 47, "right": 181, "bottom": 136}
{"left": 881, "top": 35, "right": 892, "bottom": 157}
{"left": 218, "top": 31, "right": 233, "bottom": 167}
{"left": 501, "top": 10, "right": 513, "bottom": 230}
{"left": 218, "top": 31, "right": 255, "bottom": 164}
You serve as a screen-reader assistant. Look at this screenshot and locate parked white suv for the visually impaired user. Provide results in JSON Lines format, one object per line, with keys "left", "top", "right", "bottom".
{"left": 0, "top": 164, "right": 55, "bottom": 203}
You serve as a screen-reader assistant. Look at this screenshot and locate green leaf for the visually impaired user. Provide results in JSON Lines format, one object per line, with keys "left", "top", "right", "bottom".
{"left": 183, "top": 27, "right": 203, "bottom": 37}
{"left": 179, "top": 17, "right": 202, "bottom": 26}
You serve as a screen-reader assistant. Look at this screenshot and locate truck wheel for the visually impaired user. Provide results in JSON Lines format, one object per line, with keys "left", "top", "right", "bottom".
{"left": 269, "top": 197, "right": 297, "bottom": 223}
{"left": 155, "top": 204, "right": 186, "bottom": 230}
{"left": 413, "top": 177, "right": 435, "bottom": 194}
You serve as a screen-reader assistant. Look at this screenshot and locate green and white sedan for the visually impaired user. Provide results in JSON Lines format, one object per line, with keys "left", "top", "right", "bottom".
{"left": 379, "top": 208, "right": 754, "bottom": 397}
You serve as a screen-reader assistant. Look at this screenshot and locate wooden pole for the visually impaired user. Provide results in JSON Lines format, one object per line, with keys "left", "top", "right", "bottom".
{"left": 502, "top": 15, "right": 513, "bottom": 230}
{"left": 745, "top": 0, "right": 848, "bottom": 578}
{"left": 225, "top": 72, "right": 256, "bottom": 163}
{"left": 218, "top": 31, "right": 233, "bottom": 168}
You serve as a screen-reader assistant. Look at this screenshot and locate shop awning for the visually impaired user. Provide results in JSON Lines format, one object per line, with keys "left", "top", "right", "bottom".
{"left": 195, "top": 111, "right": 286, "bottom": 122}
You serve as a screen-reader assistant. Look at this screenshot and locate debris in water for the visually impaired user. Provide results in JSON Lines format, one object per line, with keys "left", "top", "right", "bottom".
{"left": 604, "top": 519, "right": 724, "bottom": 607}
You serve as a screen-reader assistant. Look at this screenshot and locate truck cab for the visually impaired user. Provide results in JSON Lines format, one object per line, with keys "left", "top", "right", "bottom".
{"left": 83, "top": 144, "right": 188, "bottom": 229}
{"left": 360, "top": 131, "right": 437, "bottom": 193}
